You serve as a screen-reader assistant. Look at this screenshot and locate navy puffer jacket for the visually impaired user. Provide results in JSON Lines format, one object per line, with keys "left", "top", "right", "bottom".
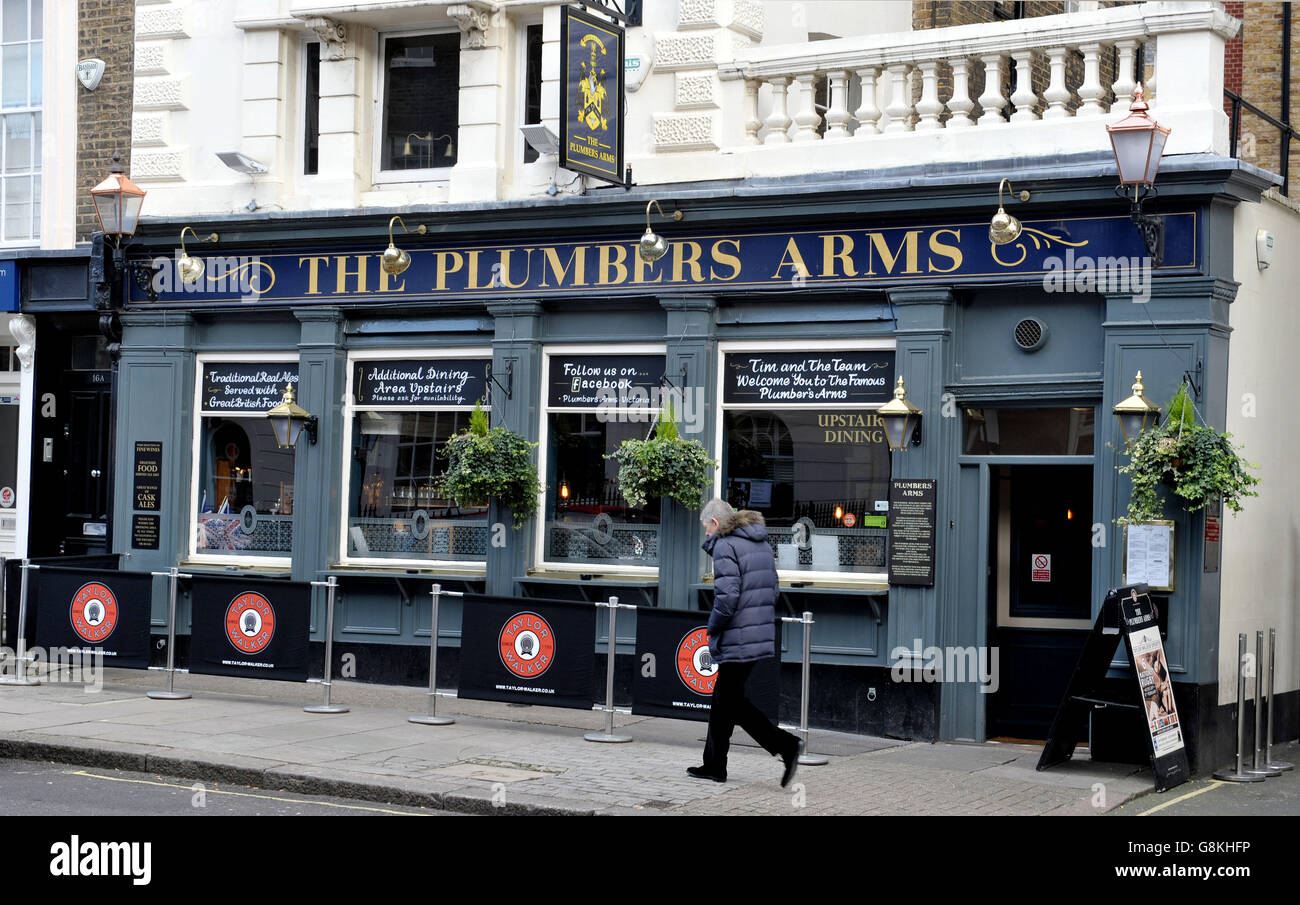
{"left": 703, "top": 509, "right": 779, "bottom": 663}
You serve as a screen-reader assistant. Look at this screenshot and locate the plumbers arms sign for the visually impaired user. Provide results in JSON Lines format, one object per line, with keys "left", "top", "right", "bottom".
{"left": 127, "top": 213, "right": 1199, "bottom": 306}
{"left": 560, "top": 5, "right": 624, "bottom": 184}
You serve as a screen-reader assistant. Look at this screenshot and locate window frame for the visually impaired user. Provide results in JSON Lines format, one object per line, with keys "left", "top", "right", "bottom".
{"left": 534, "top": 342, "right": 668, "bottom": 576}
{"left": 714, "top": 337, "right": 897, "bottom": 585}
{"left": 516, "top": 18, "right": 544, "bottom": 166}
{"left": 371, "top": 27, "right": 461, "bottom": 187}
{"left": 1, "top": 0, "right": 42, "bottom": 247}
{"left": 188, "top": 352, "right": 300, "bottom": 569}
{"left": 337, "top": 347, "right": 493, "bottom": 571}
{"left": 296, "top": 35, "right": 322, "bottom": 180}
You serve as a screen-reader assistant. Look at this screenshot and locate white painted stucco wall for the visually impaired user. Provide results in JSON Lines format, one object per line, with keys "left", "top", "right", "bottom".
{"left": 1220, "top": 191, "right": 1300, "bottom": 705}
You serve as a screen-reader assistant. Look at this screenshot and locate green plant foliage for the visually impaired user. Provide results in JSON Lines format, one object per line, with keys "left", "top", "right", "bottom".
{"left": 606, "top": 401, "right": 716, "bottom": 511}
{"left": 442, "top": 405, "right": 542, "bottom": 528}
{"left": 1117, "top": 399, "right": 1260, "bottom": 523}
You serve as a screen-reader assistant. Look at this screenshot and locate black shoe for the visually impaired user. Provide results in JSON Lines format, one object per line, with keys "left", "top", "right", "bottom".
{"left": 687, "top": 765, "right": 727, "bottom": 783}
{"left": 780, "top": 739, "right": 803, "bottom": 788}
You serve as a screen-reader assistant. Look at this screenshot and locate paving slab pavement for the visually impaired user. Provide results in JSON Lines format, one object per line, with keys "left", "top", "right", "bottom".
{"left": 0, "top": 667, "right": 1165, "bottom": 816}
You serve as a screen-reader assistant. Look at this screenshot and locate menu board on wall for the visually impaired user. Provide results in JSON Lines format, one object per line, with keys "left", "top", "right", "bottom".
{"left": 547, "top": 354, "right": 664, "bottom": 408}
{"left": 201, "top": 362, "right": 299, "bottom": 414}
{"left": 888, "top": 478, "right": 937, "bottom": 587}
{"left": 1124, "top": 521, "right": 1175, "bottom": 592}
{"left": 723, "top": 350, "right": 895, "bottom": 405}
{"left": 353, "top": 358, "right": 489, "bottom": 407}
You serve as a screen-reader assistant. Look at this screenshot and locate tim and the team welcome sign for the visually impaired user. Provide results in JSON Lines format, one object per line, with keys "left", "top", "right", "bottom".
{"left": 188, "top": 576, "right": 310, "bottom": 681}
{"left": 459, "top": 595, "right": 596, "bottom": 710}
{"left": 35, "top": 567, "right": 153, "bottom": 669}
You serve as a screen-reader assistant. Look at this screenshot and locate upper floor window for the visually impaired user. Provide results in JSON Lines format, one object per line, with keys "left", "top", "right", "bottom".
{"left": 303, "top": 41, "right": 320, "bottom": 176}
{"left": 521, "top": 23, "right": 543, "bottom": 163}
{"left": 378, "top": 32, "right": 459, "bottom": 175}
{"left": 1, "top": 0, "right": 41, "bottom": 243}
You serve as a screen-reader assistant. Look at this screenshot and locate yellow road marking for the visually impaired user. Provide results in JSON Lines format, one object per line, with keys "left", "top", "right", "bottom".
{"left": 67, "top": 770, "right": 426, "bottom": 815}
{"left": 1136, "top": 781, "right": 1223, "bottom": 815}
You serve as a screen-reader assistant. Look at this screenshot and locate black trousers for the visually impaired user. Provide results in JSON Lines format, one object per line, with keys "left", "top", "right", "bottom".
{"left": 702, "top": 659, "right": 798, "bottom": 773}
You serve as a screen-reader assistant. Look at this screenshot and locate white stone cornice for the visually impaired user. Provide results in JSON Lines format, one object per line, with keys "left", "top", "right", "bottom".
{"left": 449, "top": 2, "right": 495, "bottom": 51}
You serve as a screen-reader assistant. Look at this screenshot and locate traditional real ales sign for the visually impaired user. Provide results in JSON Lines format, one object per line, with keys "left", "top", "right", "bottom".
{"left": 200, "top": 362, "right": 298, "bottom": 414}
{"left": 560, "top": 6, "right": 624, "bottom": 184}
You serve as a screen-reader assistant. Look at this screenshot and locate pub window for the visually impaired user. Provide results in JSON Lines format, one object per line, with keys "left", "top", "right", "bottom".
{"left": 718, "top": 345, "right": 895, "bottom": 578}
{"left": 538, "top": 349, "right": 666, "bottom": 571}
{"left": 378, "top": 32, "right": 459, "bottom": 173}
{"left": 341, "top": 352, "right": 491, "bottom": 566}
{"left": 191, "top": 358, "right": 299, "bottom": 564}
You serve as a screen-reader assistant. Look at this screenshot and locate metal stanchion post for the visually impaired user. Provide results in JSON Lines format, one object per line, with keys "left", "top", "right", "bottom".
{"left": 586, "top": 596, "right": 633, "bottom": 743}
{"left": 1246, "top": 630, "right": 1282, "bottom": 777}
{"left": 780, "top": 612, "right": 827, "bottom": 766}
{"left": 1214, "top": 633, "right": 1265, "bottom": 782}
{"left": 305, "top": 576, "right": 347, "bottom": 714}
{"left": 147, "top": 568, "right": 192, "bottom": 700}
{"left": 409, "top": 583, "right": 462, "bottom": 726}
{"left": 1265, "top": 628, "right": 1293, "bottom": 772}
{"left": 0, "top": 560, "right": 39, "bottom": 686}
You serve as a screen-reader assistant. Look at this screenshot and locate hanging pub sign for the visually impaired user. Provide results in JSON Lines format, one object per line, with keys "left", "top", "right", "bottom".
{"left": 560, "top": 5, "right": 624, "bottom": 184}
{"left": 547, "top": 353, "right": 664, "bottom": 408}
{"left": 127, "top": 213, "right": 1202, "bottom": 307}
{"left": 458, "top": 595, "right": 597, "bottom": 710}
{"left": 1038, "top": 584, "right": 1190, "bottom": 793}
{"left": 631, "top": 606, "right": 779, "bottom": 722}
{"left": 352, "top": 358, "right": 489, "bottom": 407}
{"left": 888, "top": 478, "right": 937, "bottom": 587}
{"left": 723, "top": 350, "right": 895, "bottom": 405}
{"left": 188, "top": 576, "right": 311, "bottom": 681}
{"left": 35, "top": 567, "right": 153, "bottom": 669}
{"left": 200, "top": 362, "right": 299, "bottom": 414}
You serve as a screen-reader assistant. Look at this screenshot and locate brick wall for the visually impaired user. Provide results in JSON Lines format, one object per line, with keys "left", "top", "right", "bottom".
{"left": 1235, "top": 1, "right": 1296, "bottom": 196}
{"left": 76, "top": 0, "right": 136, "bottom": 241}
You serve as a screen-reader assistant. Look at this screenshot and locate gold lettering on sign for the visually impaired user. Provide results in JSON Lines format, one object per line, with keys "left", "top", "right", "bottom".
{"left": 540, "top": 246, "right": 588, "bottom": 287}
{"left": 597, "top": 244, "right": 628, "bottom": 285}
{"left": 336, "top": 255, "right": 367, "bottom": 294}
{"left": 927, "top": 229, "right": 963, "bottom": 273}
{"left": 710, "top": 239, "right": 742, "bottom": 281}
{"left": 378, "top": 258, "right": 405, "bottom": 293}
{"left": 821, "top": 234, "right": 857, "bottom": 278}
{"left": 466, "top": 250, "right": 495, "bottom": 290}
{"left": 672, "top": 241, "right": 705, "bottom": 283}
{"left": 865, "top": 231, "right": 921, "bottom": 275}
{"left": 435, "top": 252, "right": 464, "bottom": 291}
{"left": 298, "top": 256, "right": 331, "bottom": 295}
{"left": 819, "top": 412, "right": 885, "bottom": 444}
{"left": 633, "top": 248, "right": 663, "bottom": 284}
{"left": 496, "top": 248, "right": 534, "bottom": 289}
{"left": 771, "top": 237, "right": 811, "bottom": 280}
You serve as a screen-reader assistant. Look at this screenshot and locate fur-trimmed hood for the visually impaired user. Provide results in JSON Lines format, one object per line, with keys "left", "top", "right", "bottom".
{"left": 714, "top": 509, "right": 766, "bottom": 538}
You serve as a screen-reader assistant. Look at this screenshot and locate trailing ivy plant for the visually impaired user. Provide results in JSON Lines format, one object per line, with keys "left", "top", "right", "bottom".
{"left": 606, "top": 400, "right": 717, "bottom": 510}
{"left": 441, "top": 402, "right": 543, "bottom": 528}
{"left": 1116, "top": 384, "right": 1260, "bottom": 524}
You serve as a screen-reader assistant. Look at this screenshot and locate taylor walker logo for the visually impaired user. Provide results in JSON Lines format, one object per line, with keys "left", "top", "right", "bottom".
{"left": 225, "top": 592, "right": 276, "bottom": 654}
{"left": 499, "top": 612, "right": 555, "bottom": 679}
{"left": 49, "top": 837, "right": 151, "bottom": 886}
{"left": 70, "top": 582, "right": 118, "bottom": 644}
{"left": 676, "top": 627, "right": 718, "bottom": 694}
{"left": 889, "top": 640, "right": 1000, "bottom": 694}
{"left": 1042, "top": 249, "right": 1152, "bottom": 303}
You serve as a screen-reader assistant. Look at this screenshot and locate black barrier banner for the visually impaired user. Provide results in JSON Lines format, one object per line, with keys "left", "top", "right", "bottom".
{"left": 630, "top": 607, "right": 780, "bottom": 722}
{"left": 189, "top": 576, "right": 310, "bottom": 681}
{"left": 34, "top": 567, "right": 153, "bottom": 669}
{"left": 459, "top": 595, "right": 596, "bottom": 709}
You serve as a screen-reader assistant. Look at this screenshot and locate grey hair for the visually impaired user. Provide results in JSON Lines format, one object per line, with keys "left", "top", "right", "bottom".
{"left": 700, "top": 498, "right": 733, "bottom": 527}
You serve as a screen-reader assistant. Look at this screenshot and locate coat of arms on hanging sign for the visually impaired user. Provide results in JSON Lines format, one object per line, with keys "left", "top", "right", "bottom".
{"left": 559, "top": 6, "right": 624, "bottom": 184}
{"left": 77, "top": 59, "right": 106, "bottom": 91}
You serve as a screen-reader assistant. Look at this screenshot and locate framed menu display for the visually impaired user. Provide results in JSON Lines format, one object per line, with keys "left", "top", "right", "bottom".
{"left": 1123, "top": 521, "right": 1175, "bottom": 592}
